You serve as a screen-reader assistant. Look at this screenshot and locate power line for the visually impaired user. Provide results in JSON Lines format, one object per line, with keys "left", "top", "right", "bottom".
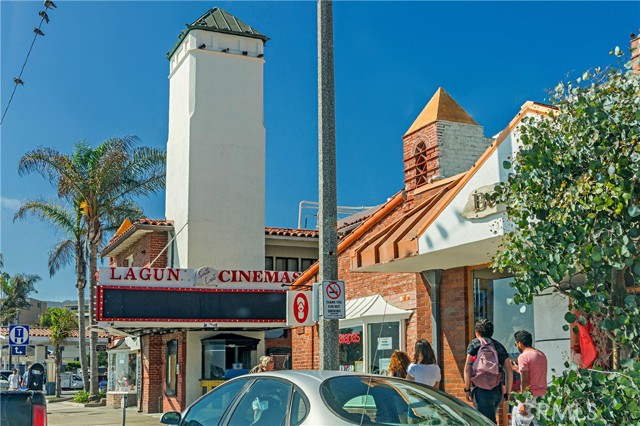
{"left": 0, "top": 2, "right": 57, "bottom": 126}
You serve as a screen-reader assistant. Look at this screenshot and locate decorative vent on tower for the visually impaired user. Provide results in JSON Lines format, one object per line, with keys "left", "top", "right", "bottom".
{"left": 414, "top": 142, "right": 428, "bottom": 186}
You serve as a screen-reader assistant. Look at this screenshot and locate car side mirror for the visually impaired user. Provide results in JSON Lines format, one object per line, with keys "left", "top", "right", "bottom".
{"left": 160, "top": 412, "right": 181, "bottom": 425}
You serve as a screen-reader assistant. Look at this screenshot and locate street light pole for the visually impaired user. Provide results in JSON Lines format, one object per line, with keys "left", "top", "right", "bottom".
{"left": 317, "top": 0, "right": 339, "bottom": 371}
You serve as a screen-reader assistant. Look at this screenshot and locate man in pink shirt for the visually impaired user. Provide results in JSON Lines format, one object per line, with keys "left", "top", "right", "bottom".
{"left": 511, "top": 330, "right": 547, "bottom": 425}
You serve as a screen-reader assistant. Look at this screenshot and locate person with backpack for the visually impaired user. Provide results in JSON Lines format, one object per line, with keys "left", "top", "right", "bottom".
{"left": 464, "top": 319, "right": 513, "bottom": 424}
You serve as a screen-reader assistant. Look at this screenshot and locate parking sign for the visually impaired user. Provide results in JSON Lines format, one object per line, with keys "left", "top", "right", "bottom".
{"left": 9, "top": 325, "right": 30, "bottom": 346}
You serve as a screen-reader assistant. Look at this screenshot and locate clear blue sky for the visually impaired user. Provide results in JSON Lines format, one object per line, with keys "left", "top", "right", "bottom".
{"left": 1, "top": 1, "right": 638, "bottom": 301}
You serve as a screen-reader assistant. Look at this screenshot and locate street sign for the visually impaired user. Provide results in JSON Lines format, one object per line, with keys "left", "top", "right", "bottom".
{"left": 96, "top": 344, "right": 107, "bottom": 352}
{"left": 9, "top": 325, "right": 30, "bottom": 345}
{"left": 11, "top": 345, "right": 27, "bottom": 356}
{"left": 287, "top": 291, "right": 314, "bottom": 326}
{"left": 322, "top": 280, "right": 345, "bottom": 320}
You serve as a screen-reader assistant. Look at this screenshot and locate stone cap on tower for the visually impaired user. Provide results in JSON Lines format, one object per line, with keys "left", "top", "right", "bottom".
{"left": 167, "top": 7, "right": 269, "bottom": 59}
{"left": 404, "top": 87, "right": 477, "bottom": 137}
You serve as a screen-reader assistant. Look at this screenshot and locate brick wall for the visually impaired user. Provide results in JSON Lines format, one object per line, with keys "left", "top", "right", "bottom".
{"left": 402, "top": 121, "right": 490, "bottom": 203}
{"left": 141, "top": 335, "right": 163, "bottom": 413}
{"left": 439, "top": 267, "right": 470, "bottom": 399}
{"left": 438, "top": 122, "right": 492, "bottom": 179}
{"left": 292, "top": 202, "right": 433, "bottom": 371}
{"left": 111, "top": 231, "right": 169, "bottom": 268}
{"left": 160, "top": 332, "right": 187, "bottom": 413}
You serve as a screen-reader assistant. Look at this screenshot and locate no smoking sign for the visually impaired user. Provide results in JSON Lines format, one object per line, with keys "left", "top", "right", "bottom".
{"left": 322, "top": 280, "right": 345, "bottom": 319}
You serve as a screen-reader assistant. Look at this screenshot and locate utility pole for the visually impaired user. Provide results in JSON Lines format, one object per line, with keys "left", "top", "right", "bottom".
{"left": 317, "top": 0, "right": 339, "bottom": 370}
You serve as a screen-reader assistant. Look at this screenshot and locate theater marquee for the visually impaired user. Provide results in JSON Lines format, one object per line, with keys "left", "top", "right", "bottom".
{"left": 96, "top": 267, "right": 293, "bottom": 328}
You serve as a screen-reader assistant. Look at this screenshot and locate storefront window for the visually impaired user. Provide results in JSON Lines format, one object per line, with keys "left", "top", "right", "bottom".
{"left": 202, "top": 341, "right": 226, "bottom": 379}
{"left": 473, "top": 268, "right": 535, "bottom": 355}
{"left": 368, "top": 322, "right": 400, "bottom": 374}
{"left": 166, "top": 340, "right": 178, "bottom": 396}
{"left": 339, "top": 326, "right": 363, "bottom": 372}
{"left": 107, "top": 352, "right": 137, "bottom": 393}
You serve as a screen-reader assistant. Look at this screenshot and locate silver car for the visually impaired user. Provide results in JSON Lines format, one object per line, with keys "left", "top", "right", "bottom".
{"left": 160, "top": 370, "right": 494, "bottom": 425}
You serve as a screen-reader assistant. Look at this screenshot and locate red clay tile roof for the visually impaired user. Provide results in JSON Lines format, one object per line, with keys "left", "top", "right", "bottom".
{"left": 265, "top": 227, "right": 319, "bottom": 238}
{"left": 0, "top": 327, "right": 109, "bottom": 339}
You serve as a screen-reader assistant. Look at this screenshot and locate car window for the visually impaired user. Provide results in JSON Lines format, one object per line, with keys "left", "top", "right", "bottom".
{"left": 181, "top": 379, "right": 248, "bottom": 426}
{"left": 227, "top": 379, "right": 292, "bottom": 426}
{"left": 321, "top": 376, "right": 494, "bottom": 425}
{"left": 290, "top": 389, "right": 309, "bottom": 426}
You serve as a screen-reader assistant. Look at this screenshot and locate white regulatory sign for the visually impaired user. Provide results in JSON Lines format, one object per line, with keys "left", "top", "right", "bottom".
{"left": 322, "top": 280, "right": 345, "bottom": 320}
{"left": 286, "top": 291, "right": 315, "bottom": 326}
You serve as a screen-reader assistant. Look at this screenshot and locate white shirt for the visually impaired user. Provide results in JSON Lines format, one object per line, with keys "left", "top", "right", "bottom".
{"left": 8, "top": 373, "right": 20, "bottom": 389}
{"left": 407, "top": 363, "right": 441, "bottom": 386}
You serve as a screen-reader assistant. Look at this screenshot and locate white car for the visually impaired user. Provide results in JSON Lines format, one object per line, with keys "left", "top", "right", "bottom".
{"left": 160, "top": 370, "right": 494, "bottom": 425}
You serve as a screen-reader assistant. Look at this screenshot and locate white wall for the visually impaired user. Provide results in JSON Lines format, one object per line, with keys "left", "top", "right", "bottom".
{"left": 438, "top": 121, "right": 493, "bottom": 179}
{"left": 418, "top": 127, "right": 518, "bottom": 254}
{"left": 166, "top": 30, "right": 266, "bottom": 271}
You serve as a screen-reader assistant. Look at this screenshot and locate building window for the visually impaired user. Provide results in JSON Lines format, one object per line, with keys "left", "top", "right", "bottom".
{"left": 108, "top": 352, "right": 138, "bottom": 393}
{"left": 166, "top": 340, "right": 178, "bottom": 396}
{"left": 472, "top": 268, "right": 534, "bottom": 356}
{"left": 265, "top": 257, "right": 274, "bottom": 271}
{"left": 414, "top": 142, "right": 428, "bottom": 186}
{"left": 275, "top": 257, "right": 299, "bottom": 272}
{"left": 301, "top": 258, "right": 315, "bottom": 271}
{"left": 367, "top": 322, "right": 400, "bottom": 374}
{"left": 339, "top": 326, "right": 363, "bottom": 372}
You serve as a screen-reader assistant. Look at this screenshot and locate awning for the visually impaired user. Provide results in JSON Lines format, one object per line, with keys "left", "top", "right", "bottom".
{"left": 341, "top": 295, "right": 412, "bottom": 328}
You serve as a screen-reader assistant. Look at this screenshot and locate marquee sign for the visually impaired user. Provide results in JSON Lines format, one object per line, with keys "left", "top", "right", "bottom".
{"left": 96, "top": 267, "right": 297, "bottom": 327}
{"left": 98, "top": 267, "right": 302, "bottom": 290}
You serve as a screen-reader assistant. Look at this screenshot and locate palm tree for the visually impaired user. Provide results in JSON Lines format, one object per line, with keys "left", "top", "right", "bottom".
{"left": 45, "top": 308, "right": 78, "bottom": 397}
{"left": 0, "top": 272, "right": 41, "bottom": 324}
{"left": 19, "top": 136, "right": 166, "bottom": 399}
{"left": 14, "top": 199, "right": 90, "bottom": 390}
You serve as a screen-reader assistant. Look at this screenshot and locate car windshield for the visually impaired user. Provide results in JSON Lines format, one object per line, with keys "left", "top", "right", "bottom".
{"left": 321, "top": 376, "right": 493, "bottom": 426}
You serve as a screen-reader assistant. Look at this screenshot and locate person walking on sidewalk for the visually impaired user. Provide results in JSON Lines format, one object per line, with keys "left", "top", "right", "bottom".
{"left": 406, "top": 339, "right": 441, "bottom": 388}
{"left": 511, "top": 330, "right": 548, "bottom": 426}
{"left": 464, "top": 319, "right": 513, "bottom": 424}
{"left": 8, "top": 369, "right": 20, "bottom": 390}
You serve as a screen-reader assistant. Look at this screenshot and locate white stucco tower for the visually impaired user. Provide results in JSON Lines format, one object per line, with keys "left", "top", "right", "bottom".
{"left": 165, "top": 7, "right": 268, "bottom": 269}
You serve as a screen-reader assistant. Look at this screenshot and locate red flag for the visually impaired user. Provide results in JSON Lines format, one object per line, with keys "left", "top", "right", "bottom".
{"left": 578, "top": 324, "right": 597, "bottom": 368}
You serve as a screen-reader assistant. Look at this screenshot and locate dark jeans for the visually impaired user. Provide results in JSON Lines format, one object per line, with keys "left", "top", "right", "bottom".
{"left": 472, "top": 387, "right": 503, "bottom": 424}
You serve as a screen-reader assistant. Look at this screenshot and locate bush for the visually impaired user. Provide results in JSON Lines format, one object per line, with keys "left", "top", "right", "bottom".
{"left": 73, "top": 390, "right": 90, "bottom": 404}
{"left": 531, "top": 360, "right": 640, "bottom": 425}
{"left": 65, "top": 361, "right": 81, "bottom": 372}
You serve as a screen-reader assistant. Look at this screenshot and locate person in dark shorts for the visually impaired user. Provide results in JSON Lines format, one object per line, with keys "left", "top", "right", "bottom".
{"left": 463, "top": 319, "right": 513, "bottom": 424}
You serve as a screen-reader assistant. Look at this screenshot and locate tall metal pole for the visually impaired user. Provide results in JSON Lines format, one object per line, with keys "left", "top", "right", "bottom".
{"left": 317, "top": 0, "right": 339, "bottom": 370}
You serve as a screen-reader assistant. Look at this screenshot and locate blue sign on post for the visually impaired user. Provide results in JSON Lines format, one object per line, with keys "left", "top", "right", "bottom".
{"left": 9, "top": 325, "right": 30, "bottom": 345}
{"left": 11, "top": 345, "right": 27, "bottom": 356}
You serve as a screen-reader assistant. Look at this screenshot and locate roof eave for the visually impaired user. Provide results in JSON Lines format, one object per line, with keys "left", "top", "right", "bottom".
{"left": 167, "top": 26, "right": 270, "bottom": 60}
{"left": 101, "top": 224, "right": 173, "bottom": 257}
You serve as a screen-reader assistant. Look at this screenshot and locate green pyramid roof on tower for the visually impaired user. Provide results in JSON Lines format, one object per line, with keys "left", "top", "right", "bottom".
{"left": 167, "top": 7, "right": 269, "bottom": 59}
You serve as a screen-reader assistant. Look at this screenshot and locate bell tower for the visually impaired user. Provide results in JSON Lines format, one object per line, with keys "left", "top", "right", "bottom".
{"left": 165, "top": 7, "right": 269, "bottom": 269}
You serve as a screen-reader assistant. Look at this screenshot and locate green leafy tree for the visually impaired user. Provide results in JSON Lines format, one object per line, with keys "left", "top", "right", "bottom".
{"left": 19, "top": 136, "right": 166, "bottom": 399}
{"left": 493, "top": 49, "right": 639, "bottom": 423}
{"left": 47, "top": 307, "right": 78, "bottom": 397}
{"left": 15, "top": 199, "right": 90, "bottom": 390}
{"left": 0, "top": 272, "right": 41, "bottom": 324}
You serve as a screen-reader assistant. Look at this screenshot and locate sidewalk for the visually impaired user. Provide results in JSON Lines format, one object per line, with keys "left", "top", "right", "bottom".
{"left": 48, "top": 401, "right": 163, "bottom": 426}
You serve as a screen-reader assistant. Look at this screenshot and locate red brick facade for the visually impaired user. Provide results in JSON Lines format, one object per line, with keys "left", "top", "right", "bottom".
{"left": 403, "top": 123, "right": 441, "bottom": 203}
{"left": 108, "top": 232, "right": 170, "bottom": 268}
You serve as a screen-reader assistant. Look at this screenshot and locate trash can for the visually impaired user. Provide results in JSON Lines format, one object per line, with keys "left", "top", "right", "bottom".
{"left": 45, "top": 382, "right": 56, "bottom": 395}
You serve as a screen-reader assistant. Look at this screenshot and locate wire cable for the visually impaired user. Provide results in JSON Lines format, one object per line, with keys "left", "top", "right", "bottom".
{"left": 1, "top": 8, "right": 52, "bottom": 126}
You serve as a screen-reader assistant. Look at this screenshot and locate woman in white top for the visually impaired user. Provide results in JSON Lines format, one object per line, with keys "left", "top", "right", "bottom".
{"left": 406, "top": 339, "right": 441, "bottom": 388}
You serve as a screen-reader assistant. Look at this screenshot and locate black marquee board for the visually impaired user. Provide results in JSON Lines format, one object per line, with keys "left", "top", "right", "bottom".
{"left": 99, "top": 287, "right": 286, "bottom": 322}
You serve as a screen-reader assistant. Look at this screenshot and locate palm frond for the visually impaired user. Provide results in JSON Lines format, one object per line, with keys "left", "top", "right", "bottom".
{"left": 14, "top": 198, "right": 80, "bottom": 237}
{"left": 48, "top": 240, "right": 75, "bottom": 277}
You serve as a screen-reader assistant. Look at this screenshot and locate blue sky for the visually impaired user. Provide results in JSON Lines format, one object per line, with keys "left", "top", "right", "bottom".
{"left": 1, "top": 1, "right": 639, "bottom": 302}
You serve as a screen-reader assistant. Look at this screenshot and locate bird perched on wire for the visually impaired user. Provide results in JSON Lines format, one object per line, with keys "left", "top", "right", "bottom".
{"left": 44, "top": 0, "right": 57, "bottom": 9}
{"left": 14, "top": 77, "right": 25, "bottom": 85}
{"left": 33, "top": 28, "right": 45, "bottom": 36}
{"left": 39, "top": 10, "right": 50, "bottom": 23}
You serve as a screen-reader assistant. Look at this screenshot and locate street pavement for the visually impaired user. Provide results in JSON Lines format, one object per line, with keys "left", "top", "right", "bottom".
{"left": 48, "top": 402, "right": 163, "bottom": 426}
